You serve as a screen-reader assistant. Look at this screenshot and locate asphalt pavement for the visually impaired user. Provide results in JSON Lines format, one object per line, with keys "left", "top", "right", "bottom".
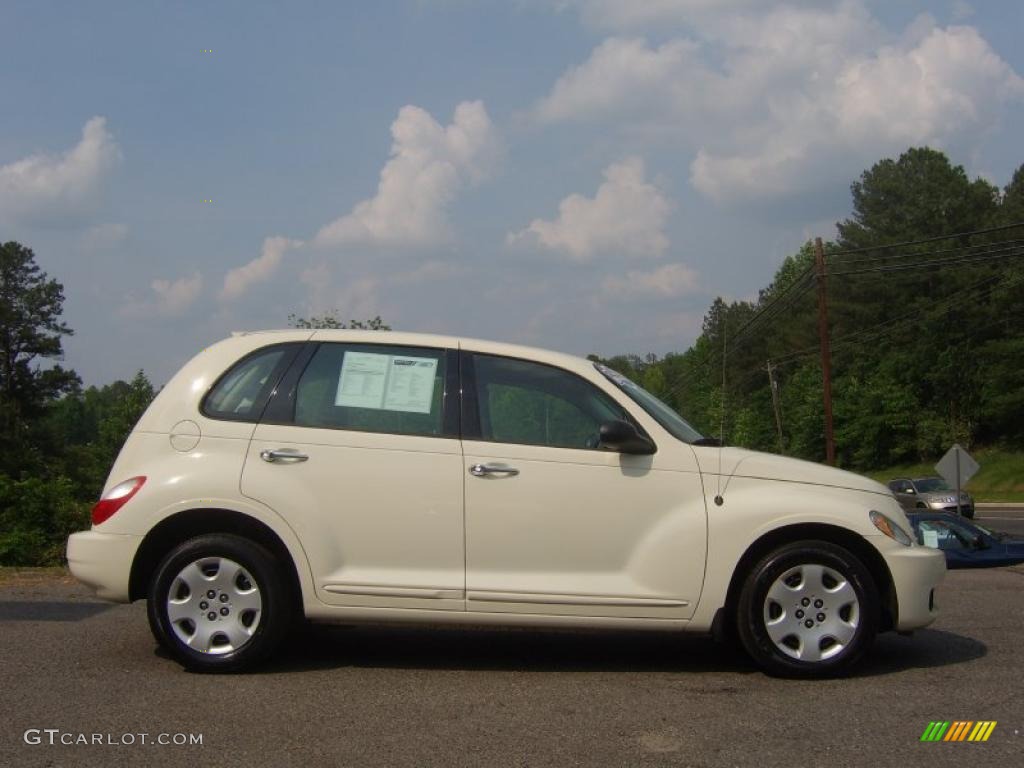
{"left": 974, "top": 506, "right": 1024, "bottom": 538}
{"left": 1, "top": 564, "right": 1021, "bottom": 768}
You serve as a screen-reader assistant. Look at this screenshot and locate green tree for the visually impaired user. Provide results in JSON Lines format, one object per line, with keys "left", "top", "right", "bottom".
{"left": 287, "top": 312, "right": 391, "bottom": 330}
{"left": 0, "top": 242, "right": 79, "bottom": 474}
{"left": 837, "top": 147, "right": 999, "bottom": 248}
{"left": 999, "top": 163, "right": 1024, "bottom": 224}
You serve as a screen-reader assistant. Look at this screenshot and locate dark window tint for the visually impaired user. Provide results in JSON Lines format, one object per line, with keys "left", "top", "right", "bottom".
{"left": 203, "top": 345, "right": 293, "bottom": 421}
{"left": 472, "top": 355, "right": 627, "bottom": 449}
{"left": 295, "top": 344, "right": 446, "bottom": 437}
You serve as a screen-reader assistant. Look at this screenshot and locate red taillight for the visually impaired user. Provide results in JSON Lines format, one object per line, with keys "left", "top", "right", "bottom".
{"left": 91, "top": 476, "right": 146, "bottom": 526}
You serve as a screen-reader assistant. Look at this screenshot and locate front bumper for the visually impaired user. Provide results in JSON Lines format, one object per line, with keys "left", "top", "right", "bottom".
{"left": 877, "top": 539, "right": 946, "bottom": 631}
{"left": 66, "top": 530, "right": 143, "bottom": 602}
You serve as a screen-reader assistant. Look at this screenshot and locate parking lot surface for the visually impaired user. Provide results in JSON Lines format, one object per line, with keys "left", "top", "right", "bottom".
{"left": 1, "top": 563, "right": 1021, "bottom": 768}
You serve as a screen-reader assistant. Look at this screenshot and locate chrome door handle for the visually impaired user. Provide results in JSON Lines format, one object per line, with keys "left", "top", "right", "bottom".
{"left": 260, "top": 448, "right": 309, "bottom": 463}
{"left": 469, "top": 463, "right": 519, "bottom": 477}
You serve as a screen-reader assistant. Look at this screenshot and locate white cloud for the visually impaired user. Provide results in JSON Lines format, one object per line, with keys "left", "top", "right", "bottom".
{"left": 220, "top": 236, "right": 303, "bottom": 301}
{"left": 0, "top": 116, "right": 121, "bottom": 225}
{"left": 314, "top": 101, "right": 499, "bottom": 248}
{"left": 125, "top": 272, "right": 203, "bottom": 318}
{"left": 692, "top": 22, "right": 1024, "bottom": 201}
{"left": 602, "top": 263, "right": 699, "bottom": 299}
{"left": 80, "top": 222, "right": 128, "bottom": 250}
{"left": 295, "top": 263, "right": 384, "bottom": 323}
{"left": 533, "top": 37, "right": 702, "bottom": 124}
{"left": 151, "top": 273, "right": 203, "bottom": 316}
{"left": 508, "top": 157, "right": 671, "bottom": 261}
{"left": 534, "top": 4, "right": 1023, "bottom": 202}
{"left": 834, "top": 24, "right": 1023, "bottom": 144}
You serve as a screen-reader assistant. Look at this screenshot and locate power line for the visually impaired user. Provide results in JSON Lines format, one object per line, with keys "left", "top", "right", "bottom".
{"left": 829, "top": 242, "right": 1024, "bottom": 276}
{"left": 828, "top": 235, "right": 1024, "bottom": 269}
{"left": 828, "top": 221, "right": 1024, "bottom": 259}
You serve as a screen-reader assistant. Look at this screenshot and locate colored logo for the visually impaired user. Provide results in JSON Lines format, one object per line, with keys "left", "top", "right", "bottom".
{"left": 920, "top": 721, "right": 996, "bottom": 742}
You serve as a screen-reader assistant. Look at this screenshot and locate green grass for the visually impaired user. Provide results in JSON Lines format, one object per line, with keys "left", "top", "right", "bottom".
{"left": 867, "top": 447, "right": 1024, "bottom": 502}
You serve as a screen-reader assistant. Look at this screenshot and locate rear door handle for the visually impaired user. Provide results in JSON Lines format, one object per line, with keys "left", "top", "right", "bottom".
{"left": 469, "top": 463, "right": 519, "bottom": 477}
{"left": 260, "top": 448, "right": 309, "bottom": 463}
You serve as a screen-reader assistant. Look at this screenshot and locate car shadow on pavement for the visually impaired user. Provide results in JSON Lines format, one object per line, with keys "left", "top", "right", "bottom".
{"left": 262, "top": 624, "right": 756, "bottom": 675}
{"left": 0, "top": 600, "right": 114, "bottom": 622}
{"left": 855, "top": 628, "right": 987, "bottom": 677}
{"left": 250, "top": 623, "right": 985, "bottom": 677}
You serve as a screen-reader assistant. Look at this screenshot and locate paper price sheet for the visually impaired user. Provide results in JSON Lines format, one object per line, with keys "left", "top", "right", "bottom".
{"left": 335, "top": 351, "right": 438, "bottom": 414}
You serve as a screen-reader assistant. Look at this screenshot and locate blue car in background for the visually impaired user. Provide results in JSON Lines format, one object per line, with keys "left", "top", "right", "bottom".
{"left": 907, "top": 512, "right": 1024, "bottom": 569}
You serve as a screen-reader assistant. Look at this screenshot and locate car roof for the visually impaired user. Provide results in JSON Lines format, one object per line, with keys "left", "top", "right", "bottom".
{"left": 228, "top": 329, "right": 600, "bottom": 377}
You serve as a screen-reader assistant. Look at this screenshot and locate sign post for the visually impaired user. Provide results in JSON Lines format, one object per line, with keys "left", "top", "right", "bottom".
{"left": 934, "top": 445, "right": 980, "bottom": 517}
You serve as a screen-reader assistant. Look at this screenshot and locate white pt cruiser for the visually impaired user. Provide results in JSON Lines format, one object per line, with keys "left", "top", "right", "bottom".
{"left": 67, "top": 330, "right": 945, "bottom": 677}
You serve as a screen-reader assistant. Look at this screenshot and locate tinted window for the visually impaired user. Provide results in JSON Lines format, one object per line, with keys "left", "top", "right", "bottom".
{"left": 914, "top": 478, "right": 950, "bottom": 493}
{"left": 295, "top": 344, "right": 447, "bottom": 437}
{"left": 203, "top": 345, "right": 294, "bottom": 421}
{"left": 472, "top": 355, "right": 628, "bottom": 449}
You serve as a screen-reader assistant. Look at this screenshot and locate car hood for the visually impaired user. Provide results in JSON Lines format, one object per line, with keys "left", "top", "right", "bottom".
{"left": 692, "top": 446, "right": 889, "bottom": 497}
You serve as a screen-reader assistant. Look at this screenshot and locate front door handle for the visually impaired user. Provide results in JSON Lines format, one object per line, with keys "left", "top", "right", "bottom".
{"left": 469, "top": 463, "right": 519, "bottom": 477}
{"left": 260, "top": 448, "right": 309, "bottom": 463}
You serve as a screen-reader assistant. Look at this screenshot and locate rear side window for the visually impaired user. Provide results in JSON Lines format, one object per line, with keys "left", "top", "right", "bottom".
{"left": 202, "top": 345, "right": 296, "bottom": 421}
{"left": 294, "top": 343, "right": 447, "bottom": 437}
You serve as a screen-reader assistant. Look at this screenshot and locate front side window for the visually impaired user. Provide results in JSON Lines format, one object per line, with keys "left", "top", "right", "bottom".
{"left": 203, "top": 344, "right": 296, "bottom": 421}
{"left": 471, "top": 354, "right": 628, "bottom": 449}
{"left": 294, "top": 343, "right": 447, "bottom": 437}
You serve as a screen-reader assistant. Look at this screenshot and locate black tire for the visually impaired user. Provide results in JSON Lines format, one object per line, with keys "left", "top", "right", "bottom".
{"left": 736, "top": 540, "right": 879, "bottom": 678}
{"left": 147, "top": 534, "right": 293, "bottom": 672}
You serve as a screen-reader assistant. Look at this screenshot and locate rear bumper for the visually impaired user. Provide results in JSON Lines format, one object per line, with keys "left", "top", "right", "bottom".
{"left": 879, "top": 540, "right": 946, "bottom": 631}
{"left": 66, "top": 530, "right": 142, "bottom": 602}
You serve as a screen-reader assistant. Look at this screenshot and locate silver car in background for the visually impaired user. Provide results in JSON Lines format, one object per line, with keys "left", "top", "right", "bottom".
{"left": 888, "top": 477, "right": 975, "bottom": 519}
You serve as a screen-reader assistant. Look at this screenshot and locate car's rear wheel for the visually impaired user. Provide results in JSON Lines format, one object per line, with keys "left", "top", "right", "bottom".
{"left": 736, "top": 540, "right": 879, "bottom": 678}
{"left": 147, "top": 534, "right": 292, "bottom": 672}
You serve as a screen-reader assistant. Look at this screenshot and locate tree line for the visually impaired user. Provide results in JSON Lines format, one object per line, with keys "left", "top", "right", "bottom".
{"left": 591, "top": 148, "right": 1024, "bottom": 469}
{"left": 1, "top": 146, "right": 1021, "bottom": 565}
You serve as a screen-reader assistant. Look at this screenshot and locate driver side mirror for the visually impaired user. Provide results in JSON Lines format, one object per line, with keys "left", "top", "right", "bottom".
{"left": 599, "top": 420, "right": 656, "bottom": 455}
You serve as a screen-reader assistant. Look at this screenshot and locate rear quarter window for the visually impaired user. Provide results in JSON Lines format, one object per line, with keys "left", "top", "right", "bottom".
{"left": 202, "top": 344, "right": 299, "bottom": 422}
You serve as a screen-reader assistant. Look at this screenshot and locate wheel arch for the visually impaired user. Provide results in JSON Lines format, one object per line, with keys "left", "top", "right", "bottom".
{"left": 129, "top": 508, "right": 304, "bottom": 613}
{"left": 720, "top": 523, "right": 897, "bottom": 635}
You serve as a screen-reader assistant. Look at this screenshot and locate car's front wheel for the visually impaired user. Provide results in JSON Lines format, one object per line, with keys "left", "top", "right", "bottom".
{"left": 736, "top": 540, "right": 879, "bottom": 678}
{"left": 147, "top": 534, "right": 293, "bottom": 672}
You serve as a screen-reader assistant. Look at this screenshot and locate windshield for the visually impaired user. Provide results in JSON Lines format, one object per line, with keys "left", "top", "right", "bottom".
{"left": 595, "top": 364, "right": 705, "bottom": 444}
{"left": 914, "top": 477, "right": 952, "bottom": 493}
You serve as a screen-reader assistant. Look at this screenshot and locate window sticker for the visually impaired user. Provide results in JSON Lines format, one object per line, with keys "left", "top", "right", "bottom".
{"left": 335, "top": 352, "right": 438, "bottom": 414}
{"left": 922, "top": 529, "right": 939, "bottom": 549}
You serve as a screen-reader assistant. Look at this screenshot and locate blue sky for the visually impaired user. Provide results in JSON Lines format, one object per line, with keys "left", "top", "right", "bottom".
{"left": 2, "top": 0, "right": 1022, "bottom": 386}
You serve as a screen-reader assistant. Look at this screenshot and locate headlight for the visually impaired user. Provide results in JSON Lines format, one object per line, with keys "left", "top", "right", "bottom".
{"left": 869, "top": 510, "right": 913, "bottom": 546}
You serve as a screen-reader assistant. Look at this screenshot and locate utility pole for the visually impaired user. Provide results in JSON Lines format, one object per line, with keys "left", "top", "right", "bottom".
{"left": 814, "top": 237, "right": 836, "bottom": 465}
{"left": 767, "top": 360, "right": 785, "bottom": 454}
